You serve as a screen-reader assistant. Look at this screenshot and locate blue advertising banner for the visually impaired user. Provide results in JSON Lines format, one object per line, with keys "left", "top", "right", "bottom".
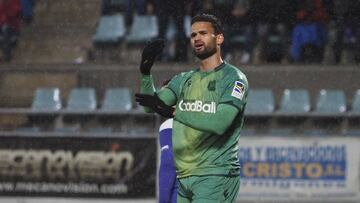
{"left": 237, "top": 137, "right": 360, "bottom": 202}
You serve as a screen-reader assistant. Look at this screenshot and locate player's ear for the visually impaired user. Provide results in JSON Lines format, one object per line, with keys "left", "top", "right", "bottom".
{"left": 216, "top": 33, "right": 224, "bottom": 46}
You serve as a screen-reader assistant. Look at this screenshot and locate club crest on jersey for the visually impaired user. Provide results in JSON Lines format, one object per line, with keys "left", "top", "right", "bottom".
{"left": 231, "top": 81, "right": 245, "bottom": 100}
{"left": 207, "top": 80, "right": 216, "bottom": 91}
{"left": 186, "top": 80, "right": 192, "bottom": 87}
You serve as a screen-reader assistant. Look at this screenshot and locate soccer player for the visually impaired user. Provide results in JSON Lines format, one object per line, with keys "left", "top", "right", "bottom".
{"left": 136, "top": 14, "right": 249, "bottom": 203}
{"left": 158, "top": 118, "right": 177, "bottom": 203}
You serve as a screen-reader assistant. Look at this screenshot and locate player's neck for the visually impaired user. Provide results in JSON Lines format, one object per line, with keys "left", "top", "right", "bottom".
{"left": 199, "top": 52, "right": 223, "bottom": 72}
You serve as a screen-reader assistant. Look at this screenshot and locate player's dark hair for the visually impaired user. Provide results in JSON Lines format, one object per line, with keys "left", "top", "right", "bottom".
{"left": 191, "top": 14, "right": 223, "bottom": 35}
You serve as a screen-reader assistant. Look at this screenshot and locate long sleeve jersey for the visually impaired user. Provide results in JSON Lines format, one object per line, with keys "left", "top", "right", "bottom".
{"left": 141, "top": 62, "right": 249, "bottom": 178}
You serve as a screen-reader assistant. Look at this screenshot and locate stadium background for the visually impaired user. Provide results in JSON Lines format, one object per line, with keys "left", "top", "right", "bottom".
{"left": 0, "top": 0, "right": 359, "bottom": 202}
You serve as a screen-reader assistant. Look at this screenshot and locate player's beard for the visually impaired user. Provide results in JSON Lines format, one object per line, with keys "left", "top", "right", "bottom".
{"left": 192, "top": 43, "right": 217, "bottom": 60}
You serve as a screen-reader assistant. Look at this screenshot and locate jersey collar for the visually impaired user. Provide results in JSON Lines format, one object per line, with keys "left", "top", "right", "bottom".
{"left": 196, "top": 62, "right": 226, "bottom": 73}
{"left": 214, "top": 62, "right": 226, "bottom": 72}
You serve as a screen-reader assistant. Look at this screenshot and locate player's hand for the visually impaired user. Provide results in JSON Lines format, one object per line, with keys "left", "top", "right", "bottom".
{"left": 135, "top": 93, "right": 174, "bottom": 118}
{"left": 140, "top": 39, "right": 165, "bottom": 75}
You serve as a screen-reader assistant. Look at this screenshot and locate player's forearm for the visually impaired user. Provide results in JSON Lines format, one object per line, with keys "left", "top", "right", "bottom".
{"left": 140, "top": 74, "right": 156, "bottom": 112}
{"left": 139, "top": 75, "right": 177, "bottom": 113}
{"left": 158, "top": 88, "right": 177, "bottom": 106}
{"left": 174, "top": 104, "right": 239, "bottom": 135}
{"left": 140, "top": 74, "right": 156, "bottom": 95}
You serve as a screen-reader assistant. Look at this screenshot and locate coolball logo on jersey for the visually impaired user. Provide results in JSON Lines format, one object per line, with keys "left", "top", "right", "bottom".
{"left": 178, "top": 100, "right": 216, "bottom": 113}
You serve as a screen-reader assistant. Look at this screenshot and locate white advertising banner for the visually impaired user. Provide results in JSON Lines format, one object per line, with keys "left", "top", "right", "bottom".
{"left": 237, "top": 136, "right": 360, "bottom": 202}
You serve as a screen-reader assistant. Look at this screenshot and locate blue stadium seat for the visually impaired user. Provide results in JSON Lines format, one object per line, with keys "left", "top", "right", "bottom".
{"left": 126, "top": 15, "right": 158, "bottom": 43}
{"left": 54, "top": 127, "right": 80, "bottom": 134}
{"left": 101, "top": 88, "right": 132, "bottom": 111}
{"left": 32, "top": 87, "right": 62, "bottom": 111}
{"left": 184, "top": 15, "right": 191, "bottom": 38}
{"left": 315, "top": 89, "right": 347, "bottom": 113}
{"left": 230, "top": 35, "right": 248, "bottom": 45}
{"left": 93, "top": 14, "right": 126, "bottom": 44}
{"left": 344, "top": 129, "right": 360, "bottom": 136}
{"left": 279, "top": 89, "right": 311, "bottom": 113}
{"left": 245, "top": 89, "right": 275, "bottom": 114}
{"left": 268, "top": 128, "right": 294, "bottom": 136}
{"left": 15, "top": 127, "right": 41, "bottom": 133}
{"left": 303, "top": 129, "right": 330, "bottom": 136}
{"left": 129, "top": 127, "right": 149, "bottom": 136}
{"left": 351, "top": 89, "right": 360, "bottom": 112}
{"left": 66, "top": 88, "right": 97, "bottom": 111}
{"left": 87, "top": 127, "right": 113, "bottom": 134}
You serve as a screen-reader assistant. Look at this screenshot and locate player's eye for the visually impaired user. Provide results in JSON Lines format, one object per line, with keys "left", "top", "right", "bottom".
{"left": 191, "top": 33, "right": 197, "bottom": 38}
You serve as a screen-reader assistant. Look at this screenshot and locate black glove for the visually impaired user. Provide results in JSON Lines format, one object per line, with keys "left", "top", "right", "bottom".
{"left": 140, "top": 39, "right": 165, "bottom": 75}
{"left": 135, "top": 93, "right": 174, "bottom": 118}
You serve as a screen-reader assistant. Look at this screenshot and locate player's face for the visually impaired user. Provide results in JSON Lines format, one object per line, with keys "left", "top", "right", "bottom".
{"left": 190, "top": 22, "right": 223, "bottom": 60}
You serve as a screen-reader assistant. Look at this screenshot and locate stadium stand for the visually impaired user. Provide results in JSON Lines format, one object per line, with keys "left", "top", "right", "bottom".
{"left": 347, "top": 89, "right": 360, "bottom": 136}
{"left": 29, "top": 87, "right": 62, "bottom": 130}
{"left": 63, "top": 87, "right": 97, "bottom": 127}
{"left": 230, "top": 35, "right": 248, "bottom": 49}
{"left": 15, "top": 126, "right": 40, "bottom": 133}
{"left": 125, "top": 15, "right": 158, "bottom": 44}
{"left": 107, "top": 0, "right": 127, "bottom": 13}
{"left": 351, "top": 89, "right": 360, "bottom": 113}
{"left": 54, "top": 126, "right": 80, "bottom": 134}
{"left": 97, "top": 87, "right": 133, "bottom": 131}
{"left": 268, "top": 128, "right": 294, "bottom": 136}
{"left": 0, "top": 64, "right": 357, "bottom": 136}
{"left": 344, "top": 129, "right": 360, "bottom": 136}
{"left": 1, "top": 86, "right": 360, "bottom": 136}
{"left": 92, "top": 14, "right": 127, "bottom": 62}
{"left": 0, "top": 0, "right": 359, "bottom": 137}
{"left": 87, "top": 126, "right": 113, "bottom": 134}
{"left": 302, "top": 129, "right": 331, "bottom": 136}
{"left": 308, "top": 89, "right": 347, "bottom": 135}
{"left": 66, "top": 88, "right": 97, "bottom": 111}
{"left": 12, "top": 0, "right": 102, "bottom": 63}
{"left": 244, "top": 89, "right": 275, "bottom": 134}
{"left": 31, "top": 87, "right": 62, "bottom": 111}
{"left": 279, "top": 89, "right": 311, "bottom": 113}
{"left": 245, "top": 89, "right": 275, "bottom": 115}
{"left": 93, "top": 14, "right": 126, "bottom": 44}
{"left": 101, "top": 87, "right": 132, "bottom": 112}
{"left": 0, "top": 1, "right": 359, "bottom": 201}
{"left": 315, "top": 89, "right": 347, "bottom": 114}
{"left": 166, "top": 16, "right": 191, "bottom": 40}
{"left": 119, "top": 14, "right": 159, "bottom": 62}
